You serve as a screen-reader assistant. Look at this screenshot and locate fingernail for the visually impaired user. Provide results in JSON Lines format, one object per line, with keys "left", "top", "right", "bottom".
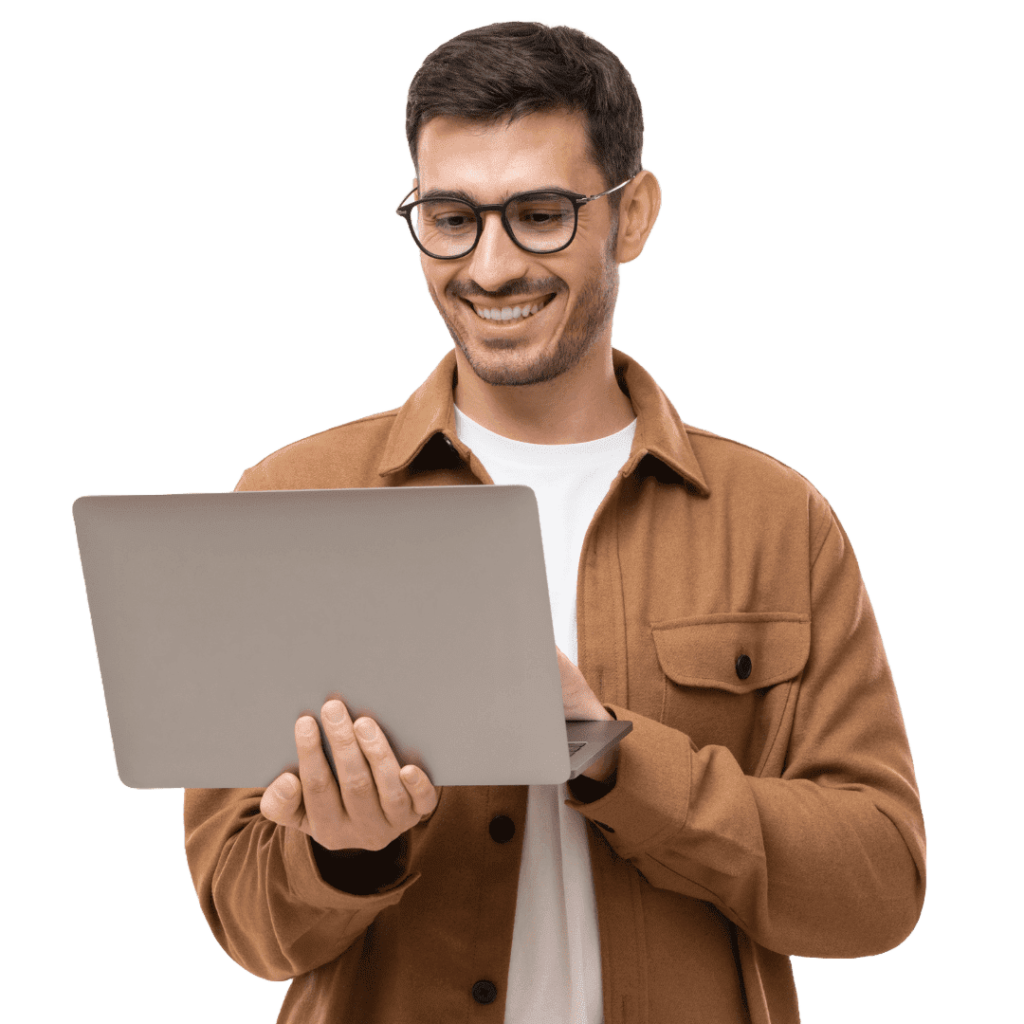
{"left": 354, "top": 719, "right": 376, "bottom": 740}
{"left": 278, "top": 776, "right": 297, "bottom": 797}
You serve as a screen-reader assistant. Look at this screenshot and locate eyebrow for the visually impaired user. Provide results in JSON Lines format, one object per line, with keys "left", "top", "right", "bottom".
{"left": 418, "top": 185, "right": 578, "bottom": 203}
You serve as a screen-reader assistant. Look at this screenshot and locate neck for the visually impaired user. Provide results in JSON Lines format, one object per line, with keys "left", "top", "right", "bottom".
{"left": 452, "top": 343, "right": 634, "bottom": 444}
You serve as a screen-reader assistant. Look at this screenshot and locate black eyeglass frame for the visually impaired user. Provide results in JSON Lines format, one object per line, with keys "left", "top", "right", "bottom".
{"left": 395, "top": 177, "right": 634, "bottom": 260}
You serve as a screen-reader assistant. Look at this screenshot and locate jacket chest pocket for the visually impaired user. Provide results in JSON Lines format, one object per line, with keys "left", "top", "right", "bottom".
{"left": 651, "top": 613, "right": 810, "bottom": 776}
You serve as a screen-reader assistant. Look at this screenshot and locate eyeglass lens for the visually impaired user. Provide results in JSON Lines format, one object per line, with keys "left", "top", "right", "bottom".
{"left": 413, "top": 193, "right": 575, "bottom": 257}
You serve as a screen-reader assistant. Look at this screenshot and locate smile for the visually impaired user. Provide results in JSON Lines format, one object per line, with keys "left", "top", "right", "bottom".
{"left": 466, "top": 294, "right": 556, "bottom": 321}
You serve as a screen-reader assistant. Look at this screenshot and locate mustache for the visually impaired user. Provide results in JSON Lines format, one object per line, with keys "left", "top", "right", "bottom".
{"left": 447, "top": 277, "right": 564, "bottom": 301}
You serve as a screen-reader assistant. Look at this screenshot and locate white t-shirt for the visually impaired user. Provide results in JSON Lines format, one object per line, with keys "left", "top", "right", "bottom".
{"left": 453, "top": 405, "right": 637, "bottom": 1024}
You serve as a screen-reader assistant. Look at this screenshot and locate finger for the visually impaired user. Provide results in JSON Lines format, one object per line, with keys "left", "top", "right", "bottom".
{"left": 321, "top": 701, "right": 378, "bottom": 819}
{"left": 400, "top": 764, "right": 439, "bottom": 817}
{"left": 295, "top": 713, "right": 346, "bottom": 841}
{"left": 260, "top": 771, "right": 304, "bottom": 829}
{"left": 352, "top": 716, "right": 413, "bottom": 827}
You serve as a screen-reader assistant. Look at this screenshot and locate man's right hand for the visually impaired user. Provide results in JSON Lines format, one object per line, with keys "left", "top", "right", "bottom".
{"left": 260, "top": 699, "right": 438, "bottom": 852}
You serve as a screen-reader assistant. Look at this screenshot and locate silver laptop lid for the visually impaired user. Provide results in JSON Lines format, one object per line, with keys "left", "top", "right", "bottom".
{"left": 73, "top": 486, "right": 574, "bottom": 787}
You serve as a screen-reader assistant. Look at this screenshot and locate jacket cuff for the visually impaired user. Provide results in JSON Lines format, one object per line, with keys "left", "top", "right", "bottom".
{"left": 566, "top": 771, "right": 617, "bottom": 803}
{"left": 282, "top": 824, "right": 419, "bottom": 907}
{"left": 311, "top": 834, "right": 409, "bottom": 894}
{"left": 563, "top": 703, "right": 694, "bottom": 857}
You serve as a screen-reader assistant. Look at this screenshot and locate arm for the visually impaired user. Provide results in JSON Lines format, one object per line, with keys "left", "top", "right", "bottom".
{"left": 184, "top": 789, "right": 413, "bottom": 981}
{"left": 564, "top": 507, "right": 926, "bottom": 959}
{"left": 184, "top": 700, "right": 439, "bottom": 981}
{"left": 184, "top": 468, "right": 441, "bottom": 980}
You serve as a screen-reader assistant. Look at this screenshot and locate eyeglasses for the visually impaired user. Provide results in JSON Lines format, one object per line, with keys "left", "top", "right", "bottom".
{"left": 395, "top": 178, "right": 633, "bottom": 260}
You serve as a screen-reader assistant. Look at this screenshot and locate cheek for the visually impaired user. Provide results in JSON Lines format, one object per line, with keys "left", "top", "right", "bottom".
{"left": 417, "top": 270, "right": 444, "bottom": 313}
{"left": 421, "top": 267, "right": 450, "bottom": 302}
{"left": 427, "top": 278, "right": 469, "bottom": 324}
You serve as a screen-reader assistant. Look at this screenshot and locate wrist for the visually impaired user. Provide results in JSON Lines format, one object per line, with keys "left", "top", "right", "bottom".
{"left": 579, "top": 746, "right": 619, "bottom": 783}
{"left": 568, "top": 764, "right": 617, "bottom": 802}
{"left": 311, "top": 834, "right": 408, "bottom": 893}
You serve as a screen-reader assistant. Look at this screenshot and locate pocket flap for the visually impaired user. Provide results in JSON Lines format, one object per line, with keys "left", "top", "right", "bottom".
{"left": 650, "top": 613, "right": 810, "bottom": 693}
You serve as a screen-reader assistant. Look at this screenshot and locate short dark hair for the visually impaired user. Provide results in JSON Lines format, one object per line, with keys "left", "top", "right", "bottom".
{"left": 406, "top": 22, "right": 643, "bottom": 210}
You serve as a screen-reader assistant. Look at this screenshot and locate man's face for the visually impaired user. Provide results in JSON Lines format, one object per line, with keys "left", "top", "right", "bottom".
{"left": 414, "top": 110, "right": 621, "bottom": 387}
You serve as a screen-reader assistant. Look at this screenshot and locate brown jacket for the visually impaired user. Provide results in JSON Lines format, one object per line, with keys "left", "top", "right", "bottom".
{"left": 184, "top": 349, "right": 925, "bottom": 1023}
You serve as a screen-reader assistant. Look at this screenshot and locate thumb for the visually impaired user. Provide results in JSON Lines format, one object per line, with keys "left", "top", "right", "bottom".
{"left": 260, "top": 772, "right": 303, "bottom": 827}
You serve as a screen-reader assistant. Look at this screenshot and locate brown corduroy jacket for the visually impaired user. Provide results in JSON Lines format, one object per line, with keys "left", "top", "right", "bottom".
{"left": 184, "top": 349, "right": 925, "bottom": 1024}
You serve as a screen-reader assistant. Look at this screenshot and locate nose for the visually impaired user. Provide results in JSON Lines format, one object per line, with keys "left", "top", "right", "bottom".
{"left": 466, "top": 210, "right": 530, "bottom": 293}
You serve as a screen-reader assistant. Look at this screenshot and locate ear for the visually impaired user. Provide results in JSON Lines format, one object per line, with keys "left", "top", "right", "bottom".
{"left": 615, "top": 170, "right": 662, "bottom": 264}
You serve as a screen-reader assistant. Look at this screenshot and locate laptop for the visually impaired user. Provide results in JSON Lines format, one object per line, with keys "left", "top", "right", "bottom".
{"left": 73, "top": 486, "right": 631, "bottom": 788}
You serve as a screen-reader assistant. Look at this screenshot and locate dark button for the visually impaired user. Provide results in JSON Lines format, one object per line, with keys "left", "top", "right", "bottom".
{"left": 472, "top": 980, "right": 498, "bottom": 1004}
{"left": 592, "top": 820, "right": 615, "bottom": 833}
{"left": 489, "top": 815, "right": 515, "bottom": 844}
{"left": 736, "top": 655, "right": 752, "bottom": 680}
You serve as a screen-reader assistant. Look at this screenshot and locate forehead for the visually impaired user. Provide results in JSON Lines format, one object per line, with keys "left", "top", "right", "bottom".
{"left": 416, "top": 109, "right": 602, "bottom": 198}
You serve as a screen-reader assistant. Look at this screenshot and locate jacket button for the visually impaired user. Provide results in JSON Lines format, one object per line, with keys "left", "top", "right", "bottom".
{"left": 735, "top": 655, "right": 752, "bottom": 680}
{"left": 489, "top": 815, "right": 515, "bottom": 843}
{"left": 472, "top": 980, "right": 498, "bottom": 1004}
{"left": 593, "top": 820, "right": 615, "bottom": 833}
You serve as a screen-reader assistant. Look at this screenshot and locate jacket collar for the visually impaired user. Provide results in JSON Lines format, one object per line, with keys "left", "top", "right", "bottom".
{"left": 377, "top": 348, "right": 710, "bottom": 496}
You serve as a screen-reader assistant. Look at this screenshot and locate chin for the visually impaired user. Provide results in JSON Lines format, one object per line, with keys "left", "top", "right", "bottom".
{"left": 456, "top": 333, "right": 592, "bottom": 388}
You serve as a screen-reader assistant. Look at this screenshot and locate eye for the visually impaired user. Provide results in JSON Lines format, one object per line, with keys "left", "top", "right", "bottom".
{"left": 419, "top": 200, "right": 477, "bottom": 235}
{"left": 509, "top": 194, "right": 574, "bottom": 233}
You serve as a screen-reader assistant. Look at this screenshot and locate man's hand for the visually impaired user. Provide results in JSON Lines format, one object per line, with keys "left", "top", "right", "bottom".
{"left": 557, "top": 646, "right": 612, "bottom": 722}
{"left": 556, "top": 646, "right": 619, "bottom": 783}
{"left": 260, "top": 699, "right": 438, "bottom": 852}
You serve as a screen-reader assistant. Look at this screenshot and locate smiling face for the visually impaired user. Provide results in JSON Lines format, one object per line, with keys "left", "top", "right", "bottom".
{"left": 414, "top": 110, "right": 622, "bottom": 388}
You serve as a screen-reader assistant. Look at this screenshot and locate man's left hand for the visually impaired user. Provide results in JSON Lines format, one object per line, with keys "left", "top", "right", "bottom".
{"left": 557, "top": 646, "right": 611, "bottom": 721}
{"left": 556, "top": 646, "right": 619, "bottom": 783}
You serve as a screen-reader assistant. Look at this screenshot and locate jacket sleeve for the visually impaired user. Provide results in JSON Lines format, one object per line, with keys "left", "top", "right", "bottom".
{"left": 183, "top": 466, "right": 434, "bottom": 981}
{"left": 184, "top": 787, "right": 433, "bottom": 980}
{"left": 565, "top": 504, "right": 926, "bottom": 959}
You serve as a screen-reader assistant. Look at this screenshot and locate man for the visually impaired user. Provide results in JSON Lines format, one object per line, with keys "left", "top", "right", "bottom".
{"left": 185, "top": 21, "right": 925, "bottom": 1024}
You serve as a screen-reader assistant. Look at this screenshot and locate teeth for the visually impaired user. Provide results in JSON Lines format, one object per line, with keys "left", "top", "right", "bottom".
{"left": 471, "top": 297, "right": 549, "bottom": 321}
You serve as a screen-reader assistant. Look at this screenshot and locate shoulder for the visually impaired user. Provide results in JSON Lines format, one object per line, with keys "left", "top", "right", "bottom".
{"left": 685, "top": 424, "right": 835, "bottom": 547}
{"left": 236, "top": 408, "right": 400, "bottom": 491}
{"left": 686, "top": 425, "right": 817, "bottom": 492}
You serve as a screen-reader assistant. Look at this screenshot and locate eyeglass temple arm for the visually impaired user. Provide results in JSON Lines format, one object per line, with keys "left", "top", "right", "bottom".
{"left": 579, "top": 176, "right": 634, "bottom": 206}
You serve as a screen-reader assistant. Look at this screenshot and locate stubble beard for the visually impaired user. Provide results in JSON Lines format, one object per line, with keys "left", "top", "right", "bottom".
{"left": 432, "top": 233, "right": 620, "bottom": 388}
